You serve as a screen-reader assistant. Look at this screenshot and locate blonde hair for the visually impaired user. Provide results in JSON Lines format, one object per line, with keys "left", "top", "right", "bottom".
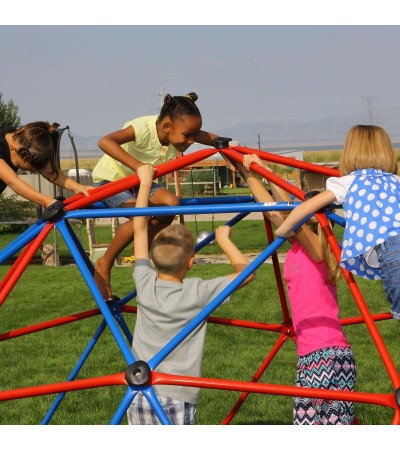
{"left": 151, "top": 224, "right": 195, "bottom": 275}
{"left": 340, "top": 125, "right": 397, "bottom": 175}
{"left": 307, "top": 219, "right": 342, "bottom": 285}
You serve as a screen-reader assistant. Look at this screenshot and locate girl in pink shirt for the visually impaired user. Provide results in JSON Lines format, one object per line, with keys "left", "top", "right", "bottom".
{"left": 240, "top": 154, "right": 356, "bottom": 425}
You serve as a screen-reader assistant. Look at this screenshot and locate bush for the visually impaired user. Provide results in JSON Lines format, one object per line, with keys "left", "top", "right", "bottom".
{"left": 0, "top": 194, "right": 37, "bottom": 233}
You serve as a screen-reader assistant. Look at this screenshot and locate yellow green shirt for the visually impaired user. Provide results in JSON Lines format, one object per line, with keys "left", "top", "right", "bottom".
{"left": 92, "top": 115, "right": 178, "bottom": 182}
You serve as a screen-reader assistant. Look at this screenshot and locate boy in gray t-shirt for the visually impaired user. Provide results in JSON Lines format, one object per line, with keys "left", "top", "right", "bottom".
{"left": 127, "top": 164, "right": 255, "bottom": 425}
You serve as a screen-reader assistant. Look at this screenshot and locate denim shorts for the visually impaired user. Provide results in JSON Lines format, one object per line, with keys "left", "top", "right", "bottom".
{"left": 376, "top": 234, "right": 400, "bottom": 320}
{"left": 93, "top": 180, "right": 164, "bottom": 208}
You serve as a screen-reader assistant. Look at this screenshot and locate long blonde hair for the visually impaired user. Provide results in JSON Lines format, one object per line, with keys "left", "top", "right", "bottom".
{"left": 306, "top": 219, "right": 342, "bottom": 285}
{"left": 340, "top": 124, "right": 397, "bottom": 175}
{"left": 304, "top": 191, "right": 342, "bottom": 285}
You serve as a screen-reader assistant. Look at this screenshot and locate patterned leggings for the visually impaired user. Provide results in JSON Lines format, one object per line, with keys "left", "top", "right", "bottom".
{"left": 293, "top": 346, "right": 356, "bottom": 425}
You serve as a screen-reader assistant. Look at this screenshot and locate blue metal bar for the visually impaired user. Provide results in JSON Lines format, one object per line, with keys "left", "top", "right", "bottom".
{"left": 326, "top": 210, "right": 346, "bottom": 228}
{"left": 110, "top": 385, "right": 171, "bottom": 425}
{"left": 114, "top": 290, "right": 137, "bottom": 309}
{"left": 41, "top": 319, "right": 108, "bottom": 424}
{"left": 56, "top": 220, "right": 135, "bottom": 364}
{"left": 142, "top": 388, "right": 172, "bottom": 425}
{"left": 110, "top": 387, "right": 138, "bottom": 425}
{"left": 107, "top": 301, "right": 133, "bottom": 344}
{"left": 0, "top": 220, "right": 46, "bottom": 264}
{"left": 62, "top": 219, "right": 94, "bottom": 275}
{"left": 194, "top": 211, "right": 250, "bottom": 251}
{"left": 60, "top": 202, "right": 299, "bottom": 221}
{"left": 180, "top": 196, "right": 254, "bottom": 205}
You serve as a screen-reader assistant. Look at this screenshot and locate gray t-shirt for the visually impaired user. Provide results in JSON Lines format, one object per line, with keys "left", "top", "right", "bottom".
{"left": 132, "top": 259, "right": 231, "bottom": 404}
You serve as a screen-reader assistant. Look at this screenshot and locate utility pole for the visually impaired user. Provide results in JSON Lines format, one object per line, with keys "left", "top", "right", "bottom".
{"left": 158, "top": 84, "right": 163, "bottom": 109}
{"left": 147, "top": 84, "right": 164, "bottom": 113}
{"left": 258, "top": 134, "right": 261, "bottom": 149}
{"left": 362, "top": 96, "right": 379, "bottom": 125}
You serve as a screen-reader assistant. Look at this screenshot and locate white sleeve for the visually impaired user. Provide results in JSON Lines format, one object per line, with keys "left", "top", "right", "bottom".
{"left": 325, "top": 175, "right": 355, "bottom": 204}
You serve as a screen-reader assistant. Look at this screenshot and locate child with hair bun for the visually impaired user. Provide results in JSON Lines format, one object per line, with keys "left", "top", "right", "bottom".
{"left": 92, "top": 92, "right": 223, "bottom": 301}
{"left": 0, "top": 121, "right": 91, "bottom": 207}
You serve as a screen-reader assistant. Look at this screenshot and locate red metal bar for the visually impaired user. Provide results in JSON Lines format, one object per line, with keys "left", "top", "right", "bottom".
{"left": 0, "top": 373, "right": 126, "bottom": 402}
{"left": 220, "top": 147, "right": 306, "bottom": 201}
{"left": 263, "top": 217, "right": 292, "bottom": 325}
{"left": 152, "top": 371, "right": 398, "bottom": 411}
{"left": 63, "top": 148, "right": 218, "bottom": 211}
{"left": 0, "top": 223, "right": 53, "bottom": 306}
{"left": 0, "top": 308, "right": 102, "bottom": 341}
{"left": 0, "top": 241, "right": 35, "bottom": 292}
{"left": 229, "top": 146, "right": 341, "bottom": 177}
{"left": 122, "top": 305, "right": 285, "bottom": 332}
{"left": 340, "top": 313, "right": 393, "bottom": 326}
{"left": 223, "top": 333, "right": 290, "bottom": 424}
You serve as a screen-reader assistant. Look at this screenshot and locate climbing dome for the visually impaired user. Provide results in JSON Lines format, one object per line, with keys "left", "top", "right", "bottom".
{"left": 0, "top": 143, "right": 399, "bottom": 425}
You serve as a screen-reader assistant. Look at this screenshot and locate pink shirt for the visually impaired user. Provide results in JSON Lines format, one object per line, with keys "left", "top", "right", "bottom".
{"left": 283, "top": 241, "right": 350, "bottom": 357}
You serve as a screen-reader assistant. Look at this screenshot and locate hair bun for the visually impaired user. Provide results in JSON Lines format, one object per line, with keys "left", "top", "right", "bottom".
{"left": 49, "top": 122, "right": 60, "bottom": 132}
{"left": 163, "top": 94, "right": 177, "bottom": 108}
{"left": 185, "top": 92, "right": 198, "bottom": 102}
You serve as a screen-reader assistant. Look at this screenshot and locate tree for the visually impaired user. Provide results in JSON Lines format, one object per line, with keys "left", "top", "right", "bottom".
{"left": 0, "top": 92, "right": 21, "bottom": 129}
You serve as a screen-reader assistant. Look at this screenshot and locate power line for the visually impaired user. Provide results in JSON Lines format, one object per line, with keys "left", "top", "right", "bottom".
{"left": 362, "top": 96, "right": 379, "bottom": 124}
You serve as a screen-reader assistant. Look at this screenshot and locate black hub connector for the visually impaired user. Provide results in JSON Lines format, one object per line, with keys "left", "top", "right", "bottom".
{"left": 213, "top": 137, "right": 232, "bottom": 149}
{"left": 125, "top": 360, "right": 151, "bottom": 386}
{"left": 395, "top": 387, "right": 400, "bottom": 407}
{"left": 41, "top": 199, "right": 66, "bottom": 222}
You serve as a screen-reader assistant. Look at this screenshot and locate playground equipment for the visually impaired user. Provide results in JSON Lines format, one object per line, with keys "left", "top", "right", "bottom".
{"left": 0, "top": 142, "right": 399, "bottom": 425}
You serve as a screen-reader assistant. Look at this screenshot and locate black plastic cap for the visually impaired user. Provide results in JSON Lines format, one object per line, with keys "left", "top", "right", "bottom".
{"left": 41, "top": 200, "right": 66, "bottom": 222}
{"left": 395, "top": 387, "right": 400, "bottom": 407}
{"left": 125, "top": 361, "right": 151, "bottom": 386}
{"left": 213, "top": 137, "right": 232, "bottom": 149}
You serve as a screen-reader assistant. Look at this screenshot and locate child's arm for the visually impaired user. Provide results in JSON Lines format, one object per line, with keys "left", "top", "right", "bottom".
{"left": 194, "top": 130, "right": 220, "bottom": 146}
{"left": 98, "top": 126, "right": 145, "bottom": 172}
{"left": 40, "top": 164, "right": 92, "bottom": 196}
{"left": 133, "top": 164, "right": 155, "bottom": 261}
{"left": 242, "top": 154, "right": 291, "bottom": 203}
{"left": 275, "top": 190, "right": 337, "bottom": 238}
{"left": 0, "top": 159, "right": 56, "bottom": 207}
{"left": 240, "top": 154, "right": 326, "bottom": 262}
{"left": 239, "top": 155, "right": 324, "bottom": 262}
{"left": 215, "top": 225, "right": 255, "bottom": 287}
{"left": 238, "top": 154, "right": 288, "bottom": 228}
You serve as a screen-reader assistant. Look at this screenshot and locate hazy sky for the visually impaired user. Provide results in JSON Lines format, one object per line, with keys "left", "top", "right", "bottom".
{"left": 2, "top": 3, "right": 400, "bottom": 138}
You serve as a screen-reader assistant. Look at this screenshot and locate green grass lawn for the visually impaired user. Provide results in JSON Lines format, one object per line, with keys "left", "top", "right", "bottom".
{"left": 0, "top": 219, "right": 399, "bottom": 425}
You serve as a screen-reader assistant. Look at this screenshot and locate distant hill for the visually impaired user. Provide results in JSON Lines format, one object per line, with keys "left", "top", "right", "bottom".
{"left": 60, "top": 108, "right": 400, "bottom": 158}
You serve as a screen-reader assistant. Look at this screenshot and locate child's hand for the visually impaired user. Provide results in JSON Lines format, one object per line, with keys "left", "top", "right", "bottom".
{"left": 137, "top": 164, "right": 154, "bottom": 185}
{"left": 275, "top": 225, "right": 295, "bottom": 239}
{"left": 74, "top": 184, "right": 92, "bottom": 196}
{"left": 44, "top": 197, "right": 58, "bottom": 208}
{"left": 215, "top": 225, "right": 232, "bottom": 243}
{"left": 243, "top": 154, "right": 268, "bottom": 171}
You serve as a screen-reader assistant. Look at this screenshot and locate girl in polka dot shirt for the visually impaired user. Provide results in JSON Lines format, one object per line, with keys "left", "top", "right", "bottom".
{"left": 276, "top": 124, "right": 400, "bottom": 320}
